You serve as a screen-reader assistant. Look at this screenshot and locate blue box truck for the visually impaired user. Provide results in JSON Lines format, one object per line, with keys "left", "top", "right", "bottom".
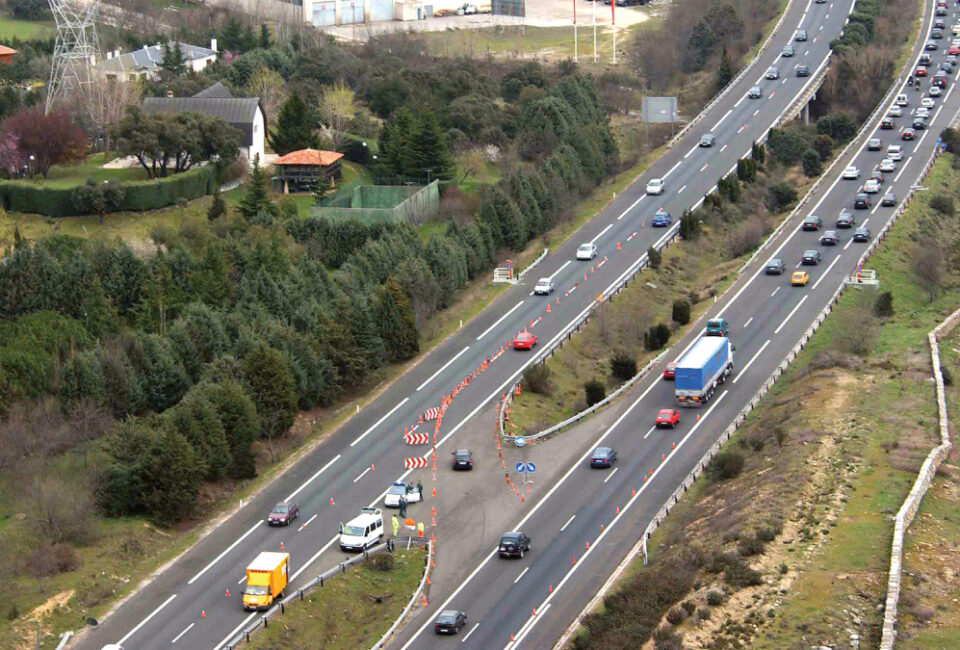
{"left": 674, "top": 336, "right": 734, "bottom": 407}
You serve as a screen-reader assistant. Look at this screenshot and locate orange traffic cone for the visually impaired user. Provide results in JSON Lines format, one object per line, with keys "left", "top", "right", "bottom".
{"left": 422, "top": 595, "right": 428, "bottom": 606}
{"left": 201, "top": 610, "right": 206, "bottom": 619}
{"left": 330, "top": 497, "right": 335, "bottom": 505}
{"left": 225, "top": 589, "right": 230, "bottom": 598}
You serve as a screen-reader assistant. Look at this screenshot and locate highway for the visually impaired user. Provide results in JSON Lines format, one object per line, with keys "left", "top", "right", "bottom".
{"left": 397, "top": 0, "right": 955, "bottom": 647}
{"left": 72, "top": 0, "right": 916, "bottom": 648}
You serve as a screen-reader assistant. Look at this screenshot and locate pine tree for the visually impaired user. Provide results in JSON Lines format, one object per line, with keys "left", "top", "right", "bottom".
{"left": 411, "top": 112, "right": 453, "bottom": 183}
{"left": 160, "top": 41, "right": 187, "bottom": 77}
{"left": 268, "top": 94, "right": 317, "bottom": 155}
{"left": 375, "top": 278, "right": 419, "bottom": 362}
{"left": 207, "top": 190, "right": 226, "bottom": 221}
{"left": 203, "top": 379, "right": 260, "bottom": 479}
{"left": 715, "top": 47, "right": 735, "bottom": 92}
{"left": 242, "top": 342, "right": 298, "bottom": 439}
{"left": 140, "top": 427, "right": 204, "bottom": 526}
{"left": 238, "top": 154, "right": 278, "bottom": 222}
{"left": 259, "top": 24, "right": 271, "bottom": 49}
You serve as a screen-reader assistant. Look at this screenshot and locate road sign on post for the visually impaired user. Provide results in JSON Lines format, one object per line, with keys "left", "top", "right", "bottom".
{"left": 525, "top": 462, "right": 536, "bottom": 473}
{"left": 515, "top": 462, "right": 526, "bottom": 473}
{"left": 515, "top": 436, "right": 526, "bottom": 448}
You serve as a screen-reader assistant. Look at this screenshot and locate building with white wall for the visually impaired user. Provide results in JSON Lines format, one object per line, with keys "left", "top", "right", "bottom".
{"left": 98, "top": 39, "right": 219, "bottom": 83}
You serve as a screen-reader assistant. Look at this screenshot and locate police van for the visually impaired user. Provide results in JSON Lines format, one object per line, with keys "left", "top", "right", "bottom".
{"left": 339, "top": 507, "right": 384, "bottom": 552}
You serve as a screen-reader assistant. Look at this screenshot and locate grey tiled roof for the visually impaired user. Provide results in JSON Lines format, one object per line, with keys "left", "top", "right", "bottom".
{"left": 193, "top": 82, "right": 234, "bottom": 99}
{"left": 141, "top": 96, "right": 261, "bottom": 147}
{"left": 98, "top": 42, "right": 215, "bottom": 75}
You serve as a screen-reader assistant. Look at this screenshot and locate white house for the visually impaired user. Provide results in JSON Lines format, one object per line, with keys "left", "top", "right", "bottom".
{"left": 141, "top": 83, "right": 266, "bottom": 166}
{"left": 98, "top": 39, "right": 219, "bottom": 83}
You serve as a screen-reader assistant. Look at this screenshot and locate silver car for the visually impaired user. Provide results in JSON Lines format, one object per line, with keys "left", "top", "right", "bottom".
{"left": 534, "top": 278, "right": 555, "bottom": 295}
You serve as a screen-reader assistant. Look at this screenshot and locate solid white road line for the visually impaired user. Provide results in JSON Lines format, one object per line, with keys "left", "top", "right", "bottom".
{"left": 811, "top": 255, "right": 841, "bottom": 290}
{"left": 643, "top": 425, "right": 656, "bottom": 439}
{"left": 735, "top": 94, "right": 746, "bottom": 108}
{"left": 663, "top": 160, "right": 683, "bottom": 179}
{"left": 290, "top": 535, "right": 338, "bottom": 582}
{"left": 603, "top": 467, "right": 620, "bottom": 483}
{"left": 117, "top": 594, "right": 178, "bottom": 645}
{"left": 743, "top": 316, "right": 754, "bottom": 328}
{"left": 616, "top": 194, "right": 646, "bottom": 220}
{"left": 733, "top": 339, "right": 770, "bottom": 384}
{"left": 476, "top": 301, "right": 525, "bottom": 341}
{"left": 351, "top": 399, "right": 409, "bottom": 447}
{"left": 917, "top": 130, "right": 929, "bottom": 147}
{"left": 463, "top": 623, "right": 480, "bottom": 643}
{"left": 508, "top": 603, "right": 552, "bottom": 649}
{"left": 549, "top": 260, "right": 572, "bottom": 280}
{"left": 212, "top": 612, "right": 256, "bottom": 650}
{"left": 514, "top": 567, "right": 530, "bottom": 584}
{"left": 188, "top": 522, "right": 261, "bottom": 585}
{"left": 171, "top": 622, "right": 194, "bottom": 644}
{"left": 590, "top": 223, "right": 614, "bottom": 245}
{"left": 560, "top": 514, "right": 576, "bottom": 532}
{"left": 353, "top": 466, "right": 372, "bottom": 483}
{"left": 285, "top": 454, "right": 341, "bottom": 501}
{"left": 774, "top": 295, "right": 808, "bottom": 334}
{"left": 893, "top": 156, "right": 912, "bottom": 182}
{"left": 417, "top": 346, "right": 470, "bottom": 391}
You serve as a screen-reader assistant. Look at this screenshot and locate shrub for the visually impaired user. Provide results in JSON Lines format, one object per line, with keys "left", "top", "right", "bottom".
{"left": 941, "top": 127, "right": 960, "bottom": 155}
{"left": 666, "top": 607, "right": 686, "bottom": 625}
{"left": 767, "top": 127, "right": 808, "bottom": 164}
{"left": 751, "top": 140, "right": 766, "bottom": 164}
{"left": 681, "top": 600, "right": 697, "bottom": 615}
{"left": 801, "top": 149, "right": 822, "bottom": 177}
{"left": 737, "top": 157, "right": 757, "bottom": 182}
{"left": 369, "top": 552, "right": 395, "bottom": 571}
{"left": 28, "top": 543, "right": 79, "bottom": 578}
{"left": 874, "top": 291, "right": 894, "bottom": 317}
{"left": 610, "top": 350, "right": 637, "bottom": 381}
{"left": 585, "top": 379, "right": 606, "bottom": 407}
{"left": 653, "top": 627, "right": 683, "bottom": 649}
{"left": 696, "top": 607, "right": 711, "bottom": 621}
{"left": 706, "top": 450, "right": 745, "bottom": 480}
{"left": 717, "top": 173, "right": 740, "bottom": 202}
{"left": 644, "top": 323, "right": 670, "bottom": 351}
{"left": 929, "top": 194, "right": 954, "bottom": 216}
{"left": 941, "top": 366, "right": 953, "bottom": 386}
{"left": 756, "top": 522, "right": 781, "bottom": 542}
{"left": 647, "top": 246, "right": 662, "bottom": 269}
{"left": 779, "top": 563, "right": 789, "bottom": 575}
{"left": 706, "top": 590, "right": 725, "bottom": 606}
{"left": 523, "top": 364, "right": 552, "bottom": 395}
{"left": 679, "top": 209, "right": 701, "bottom": 240}
{"left": 817, "top": 113, "right": 857, "bottom": 142}
{"left": 723, "top": 555, "right": 763, "bottom": 587}
{"left": 737, "top": 535, "right": 765, "bottom": 557}
{"left": 672, "top": 300, "right": 691, "bottom": 325}
{"left": 812, "top": 134, "right": 834, "bottom": 160}
{"left": 767, "top": 182, "right": 797, "bottom": 211}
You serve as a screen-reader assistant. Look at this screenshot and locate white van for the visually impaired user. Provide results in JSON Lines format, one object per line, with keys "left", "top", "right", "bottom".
{"left": 339, "top": 507, "right": 384, "bottom": 552}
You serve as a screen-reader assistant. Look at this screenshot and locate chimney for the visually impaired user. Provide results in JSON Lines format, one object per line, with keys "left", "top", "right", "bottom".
{"left": 210, "top": 37, "right": 217, "bottom": 53}
{"left": 166, "top": 90, "right": 174, "bottom": 98}
{"left": 114, "top": 48, "right": 120, "bottom": 58}
{"left": 106, "top": 51, "right": 113, "bottom": 60}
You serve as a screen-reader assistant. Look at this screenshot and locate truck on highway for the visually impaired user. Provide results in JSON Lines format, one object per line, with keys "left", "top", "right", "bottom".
{"left": 242, "top": 551, "right": 289, "bottom": 611}
{"left": 674, "top": 336, "right": 733, "bottom": 407}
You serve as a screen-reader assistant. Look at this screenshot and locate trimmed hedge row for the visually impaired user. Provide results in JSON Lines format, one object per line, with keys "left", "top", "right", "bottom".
{"left": 0, "top": 165, "right": 217, "bottom": 217}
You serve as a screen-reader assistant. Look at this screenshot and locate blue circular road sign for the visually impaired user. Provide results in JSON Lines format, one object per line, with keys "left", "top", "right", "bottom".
{"left": 525, "top": 462, "right": 536, "bottom": 473}
{"left": 515, "top": 436, "right": 526, "bottom": 447}
{"left": 515, "top": 462, "right": 526, "bottom": 473}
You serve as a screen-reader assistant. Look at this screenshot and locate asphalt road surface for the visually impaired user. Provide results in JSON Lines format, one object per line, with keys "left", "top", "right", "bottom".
{"left": 73, "top": 0, "right": 942, "bottom": 647}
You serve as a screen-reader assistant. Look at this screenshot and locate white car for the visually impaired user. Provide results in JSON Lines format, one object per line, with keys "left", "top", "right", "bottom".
{"left": 930, "top": 85, "right": 943, "bottom": 97}
{"left": 842, "top": 166, "right": 860, "bottom": 180}
{"left": 576, "top": 243, "right": 597, "bottom": 260}
{"left": 384, "top": 481, "right": 422, "bottom": 507}
{"left": 896, "top": 93, "right": 909, "bottom": 106}
{"left": 916, "top": 106, "right": 931, "bottom": 118}
{"left": 878, "top": 158, "right": 896, "bottom": 172}
{"left": 646, "top": 178, "right": 665, "bottom": 195}
{"left": 888, "top": 105, "right": 903, "bottom": 117}
{"left": 953, "top": 23, "right": 960, "bottom": 35}
{"left": 534, "top": 277, "right": 555, "bottom": 295}
{"left": 887, "top": 145, "right": 903, "bottom": 161}
{"left": 921, "top": 97, "right": 936, "bottom": 108}
{"left": 863, "top": 179, "right": 881, "bottom": 194}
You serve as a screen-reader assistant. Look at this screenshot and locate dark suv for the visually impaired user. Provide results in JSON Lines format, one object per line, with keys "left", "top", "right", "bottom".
{"left": 499, "top": 531, "right": 532, "bottom": 558}
{"left": 453, "top": 449, "right": 473, "bottom": 470}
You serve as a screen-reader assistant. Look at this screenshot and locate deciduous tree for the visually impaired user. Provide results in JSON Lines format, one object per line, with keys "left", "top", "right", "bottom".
{"left": 0, "top": 108, "right": 86, "bottom": 177}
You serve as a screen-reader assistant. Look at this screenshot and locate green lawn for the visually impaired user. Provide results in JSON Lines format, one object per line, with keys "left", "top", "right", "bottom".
{"left": 0, "top": 16, "right": 52, "bottom": 40}
{"left": 36, "top": 153, "right": 150, "bottom": 189}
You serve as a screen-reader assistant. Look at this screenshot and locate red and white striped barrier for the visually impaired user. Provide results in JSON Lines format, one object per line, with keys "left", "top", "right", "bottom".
{"left": 404, "top": 457, "right": 428, "bottom": 469}
{"left": 423, "top": 407, "right": 441, "bottom": 421}
{"left": 403, "top": 433, "right": 429, "bottom": 445}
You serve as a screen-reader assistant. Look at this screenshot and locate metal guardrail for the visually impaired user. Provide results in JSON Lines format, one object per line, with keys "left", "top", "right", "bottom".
{"left": 517, "top": 248, "right": 549, "bottom": 282}
{"left": 370, "top": 538, "right": 433, "bottom": 650}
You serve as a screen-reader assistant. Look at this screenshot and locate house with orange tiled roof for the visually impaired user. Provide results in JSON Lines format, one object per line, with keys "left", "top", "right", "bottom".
{"left": 271, "top": 148, "right": 344, "bottom": 193}
{"left": 0, "top": 45, "right": 17, "bottom": 65}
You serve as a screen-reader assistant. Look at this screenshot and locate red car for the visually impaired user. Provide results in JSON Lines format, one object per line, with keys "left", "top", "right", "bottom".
{"left": 513, "top": 330, "right": 537, "bottom": 350}
{"left": 950, "top": 45, "right": 960, "bottom": 56}
{"left": 915, "top": 66, "right": 929, "bottom": 77}
{"left": 655, "top": 409, "right": 680, "bottom": 428}
{"left": 902, "top": 128, "right": 916, "bottom": 141}
{"left": 662, "top": 362, "right": 678, "bottom": 380}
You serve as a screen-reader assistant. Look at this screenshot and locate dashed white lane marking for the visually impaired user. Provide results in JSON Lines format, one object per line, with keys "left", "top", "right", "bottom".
{"left": 171, "top": 623, "right": 194, "bottom": 644}
{"left": 515, "top": 567, "right": 530, "bottom": 583}
{"left": 733, "top": 339, "right": 770, "bottom": 384}
{"left": 118, "top": 594, "right": 178, "bottom": 646}
{"left": 774, "top": 295, "right": 809, "bottom": 334}
{"left": 351, "top": 399, "right": 410, "bottom": 447}
{"left": 463, "top": 623, "right": 480, "bottom": 642}
{"left": 560, "top": 514, "right": 576, "bottom": 532}
{"left": 417, "top": 346, "right": 470, "bottom": 391}
{"left": 603, "top": 467, "right": 620, "bottom": 483}
{"left": 477, "top": 301, "right": 525, "bottom": 341}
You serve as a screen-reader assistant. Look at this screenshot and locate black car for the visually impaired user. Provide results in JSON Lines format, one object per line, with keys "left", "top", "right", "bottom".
{"left": 453, "top": 449, "right": 473, "bottom": 470}
{"left": 796, "top": 64, "right": 810, "bottom": 77}
{"left": 926, "top": 40, "right": 939, "bottom": 50}
{"left": 748, "top": 86, "right": 763, "bottom": 99}
{"left": 699, "top": 133, "right": 717, "bottom": 147}
{"left": 854, "top": 193, "right": 871, "bottom": 209}
{"left": 590, "top": 447, "right": 617, "bottom": 468}
{"left": 881, "top": 189, "right": 896, "bottom": 206}
{"left": 801, "top": 249, "right": 822, "bottom": 265}
{"left": 498, "top": 531, "right": 532, "bottom": 558}
{"left": 267, "top": 501, "right": 299, "bottom": 526}
{"left": 434, "top": 610, "right": 467, "bottom": 634}
{"left": 819, "top": 230, "right": 838, "bottom": 246}
{"left": 880, "top": 118, "right": 895, "bottom": 130}
{"left": 853, "top": 226, "right": 871, "bottom": 242}
{"left": 913, "top": 117, "right": 928, "bottom": 130}
{"left": 836, "top": 210, "right": 855, "bottom": 228}
{"left": 765, "top": 258, "right": 786, "bottom": 275}
{"left": 801, "top": 215, "right": 823, "bottom": 230}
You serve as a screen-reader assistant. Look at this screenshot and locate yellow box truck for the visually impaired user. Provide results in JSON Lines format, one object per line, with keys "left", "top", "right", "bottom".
{"left": 242, "top": 551, "right": 289, "bottom": 611}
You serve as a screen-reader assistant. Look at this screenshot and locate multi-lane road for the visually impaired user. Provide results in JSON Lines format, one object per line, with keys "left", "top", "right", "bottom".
{"left": 75, "top": 0, "right": 948, "bottom": 648}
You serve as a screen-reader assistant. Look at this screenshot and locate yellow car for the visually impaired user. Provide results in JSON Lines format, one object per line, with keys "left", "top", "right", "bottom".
{"left": 791, "top": 270, "right": 809, "bottom": 286}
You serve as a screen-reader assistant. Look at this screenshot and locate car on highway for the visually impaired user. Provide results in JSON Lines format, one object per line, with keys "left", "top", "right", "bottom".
{"left": 796, "top": 63, "right": 810, "bottom": 77}
{"left": 836, "top": 209, "right": 855, "bottom": 228}
{"left": 590, "top": 447, "right": 617, "bottom": 468}
{"left": 930, "top": 85, "right": 943, "bottom": 97}
{"left": 498, "top": 531, "right": 531, "bottom": 558}
{"left": 819, "top": 230, "right": 838, "bottom": 246}
{"left": 791, "top": 270, "right": 809, "bottom": 286}
{"left": 748, "top": 85, "right": 763, "bottom": 99}
{"left": 663, "top": 361, "right": 678, "bottom": 380}
{"left": 766, "top": 258, "right": 786, "bottom": 274}
{"left": 902, "top": 128, "right": 916, "bottom": 140}
{"left": 854, "top": 192, "right": 872, "bottom": 209}
{"left": 384, "top": 481, "right": 422, "bottom": 507}
{"left": 267, "top": 502, "right": 299, "bottom": 526}
{"left": 646, "top": 177, "right": 665, "bottom": 195}
{"left": 435, "top": 610, "right": 468, "bottom": 634}
{"left": 781, "top": 44, "right": 795, "bottom": 57}
{"left": 801, "top": 214, "right": 823, "bottom": 230}
{"left": 655, "top": 408, "right": 681, "bottom": 428}
{"left": 915, "top": 66, "right": 929, "bottom": 77}
{"left": 705, "top": 317, "right": 729, "bottom": 336}
{"left": 921, "top": 96, "right": 936, "bottom": 108}
{"left": 932, "top": 28, "right": 944, "bottom": 39}
{"left": 881, "top": 189, "right": 897, "bottom": 206}
{"left": 879, "top": 158, "right": 896, "bottom": 172}
{"left": 699, "top": 132, "right": 717, "bottom": 147}
{"left": 842, "top": 165, "right": 860, "bottom": 179}
{"left": 853, "top": 226, "right": 871, "bottom": 242}
{"left": 881, "top": 117, "right": 896, "bottom": 130}
{"left": 576, "top": 242, "right": 597, "bottom": 260}
{"left": 920, "top": 52, "right": 934, "bottom": 66}
{"left": 795, "top": 29, "right": 808, "bottom": 41}
{"left": 950, "top": 44, "right": 960, "bottom": 55}
{"left": 651, "top": 207, "right": 672, "bottom": 227}
{"left": 926, "top": 40, "right": 939, "bottom": 51}
{"left": 933, "top": 71, "right": 948, "bottom": 87}
{"left": 916, "top": 106, "right": 931, "bottom": 119}
{"left": 867, "top": 138, "right": 882, "bottom": 151}
{"left": 913, "top": 116, "right": 928, "bottom": 130}
{"left": 953, "top": 23, "right": 960, "bottom": 35}
{"left": 766, "top": 66, "right": 780, "bottom": 80}
{"left": 534, "top": 277, "right": 555, "bottom": 295}
{"left": 452, "top": 449, "right": 474, "bottom": 470}
{"left": 887, "top": 144, "right": 903, "bottom": 161}
{"left": 801, "top": 249, "right": 822, "bottom": 265}
{"left": 939, "top": 61, "right": 954, "bottom": 74}
{"left": 888, "top": 104, "right": 903, "bottom": 117}
{"left": 869, "top": 169, "right": 885, "bottom": 184}
{"left": 896, "top": 93, "right": 909, "bottom": 106}
{"left": 513, "top": 330, "right": 537, "bottom": 350}
{"left": 938, "top": 5, "right": 948, "bottom": 16}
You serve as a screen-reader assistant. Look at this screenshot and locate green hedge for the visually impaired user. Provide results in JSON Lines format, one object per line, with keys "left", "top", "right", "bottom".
{"left": 0, "top": 165, "right": 217, "bottom": 217}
